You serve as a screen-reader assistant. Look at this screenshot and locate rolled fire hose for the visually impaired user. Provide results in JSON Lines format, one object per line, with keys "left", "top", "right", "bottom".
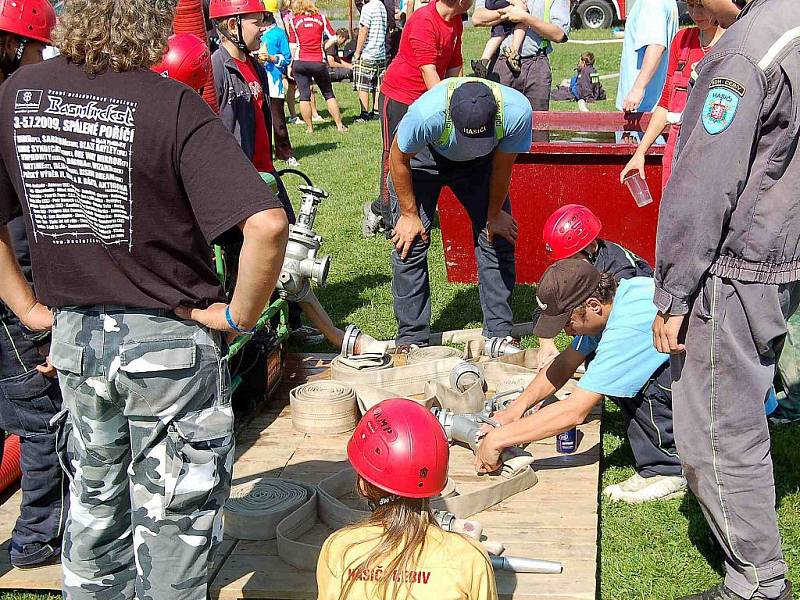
{"left": 275, "top": 466, "right": 537, "bottom": 570}
{"left": 406, "top": 346, "right": 462, "bottom": 364}
{"left": 0, "top": 435, "right": 22, "bottom": 494}
{"left": 289, "top": 381, "right": 358, "bottom": 434}
{"left": 224, "top": 478, "right": 309, "bottom": 541}
{"left": 330, "top": 354, "right": 394, "bottom": 377}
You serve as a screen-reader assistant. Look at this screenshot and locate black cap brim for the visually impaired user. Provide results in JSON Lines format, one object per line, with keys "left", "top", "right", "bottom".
{"left": 533, "top": 311, "right": 571, "bottom": 339}
{"left": 453, "top": 129, "right": 497, "bottom": 157}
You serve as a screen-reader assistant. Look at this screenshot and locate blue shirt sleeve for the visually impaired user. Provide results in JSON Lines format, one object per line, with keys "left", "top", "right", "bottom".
{"left": 396, "top": 86, "right": 447, "bottom": 154}
{"left": 497, "top": 87, "right": 533, "bottom": 154}
{"left": 631, "top": 0, "right": 673, "bottom": 51}
{"left": 578, "top": 325, "right": 668, "bottom": 398}
{"left": 571, "top": 335, "right": 599, "bottom": 357}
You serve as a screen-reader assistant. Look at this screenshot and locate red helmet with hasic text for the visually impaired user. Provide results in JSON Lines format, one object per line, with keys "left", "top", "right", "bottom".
{"left": 347, "top": 398, "right": 449, "bottom": 499}
{"left": 0, "top": 0, "right": 56, "bottom": 44}
{"left": 152, "top": 34, "right": 211, "bottom": 93}
{"left": 543, "top": 204, "right": 602, "bottom": 261}
{"left": 208, "top": 0, "right": 267, "bottom": 19}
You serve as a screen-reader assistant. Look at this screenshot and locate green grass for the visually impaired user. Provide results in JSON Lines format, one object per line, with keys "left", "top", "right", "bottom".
{"left": 3, "top": 27, "right": 798, "bottom": 600}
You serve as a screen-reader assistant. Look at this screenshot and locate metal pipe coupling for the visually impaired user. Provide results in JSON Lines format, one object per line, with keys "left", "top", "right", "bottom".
{"left": 276, "top": 186, "right": 331, "bottom": 302}
{"left": 484, "top": 336, "right": 523, "bottom": 358}
{"left": 449, "top": 361, "right": 486, "bottom": 392}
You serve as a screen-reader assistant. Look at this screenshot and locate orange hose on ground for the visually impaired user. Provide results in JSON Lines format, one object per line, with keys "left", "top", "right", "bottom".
{"left": 174, "top": 0, "right": 219, "bottom": 113}
{"left": 0, "top": 435, "right": 22, "bottom": 494}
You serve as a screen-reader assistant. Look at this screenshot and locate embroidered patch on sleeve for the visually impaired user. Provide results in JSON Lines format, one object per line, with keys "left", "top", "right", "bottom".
{"left": 702, "top": 86, "right": 740, "bottom": 135}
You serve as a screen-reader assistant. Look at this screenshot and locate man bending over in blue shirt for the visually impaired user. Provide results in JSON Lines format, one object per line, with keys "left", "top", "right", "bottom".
{"left": 475, "top": 259, "right": 686, "bottom": 503}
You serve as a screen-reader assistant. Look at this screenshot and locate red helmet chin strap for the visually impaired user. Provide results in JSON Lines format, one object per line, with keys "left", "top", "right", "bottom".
{"left": 217, "top": 14, "right": 249, "bottom": 52}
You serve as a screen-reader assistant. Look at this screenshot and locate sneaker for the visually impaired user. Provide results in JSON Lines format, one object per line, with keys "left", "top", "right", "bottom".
{"left": 676, "top": 581, "right": 793, "bottom": 600}
{"left": 290, "top": 116, "right": 304, "bottom": 125}
{"left": 471, "top": 58, "right": 490, "bottom": 79}
{"left": 502, "top": 46, "right": 522, "bottom": 77}
{"left": 602, "top": 472, "right": 686, "bottom": 504}
{"left": 362, "top": 200, "right": 384, "bottom": 237}
{"left": 283, "top": 156, "right": 301, "bottom": 168}
{"left": 9, "top": 541, "right": 61, "bottom": 569}
{"left": 355, "top": 111, "right": 372, "bottom": 123}
{"left": 312, "top": 114, "right": 325, "bottom": 122}
{"left": 371, "top": 110, "right": 380, "bottom": 120}
{"left": 290, "top": 325, "right": 325, "bottom": 345}
{"left": 768, "top": 405, "right": 800, "bottom": 424}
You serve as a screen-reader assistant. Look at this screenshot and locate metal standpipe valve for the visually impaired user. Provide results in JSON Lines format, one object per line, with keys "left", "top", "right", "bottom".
{"left": 277, "top": 185, "right": 331, "bottom": 302}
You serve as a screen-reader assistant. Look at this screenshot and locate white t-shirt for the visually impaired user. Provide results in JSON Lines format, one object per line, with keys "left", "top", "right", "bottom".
{"left": 359, "top": 0, "right": 388, "bottom": 61}
{"left": 616, "top": 0, "right": 679, "bottom": 112}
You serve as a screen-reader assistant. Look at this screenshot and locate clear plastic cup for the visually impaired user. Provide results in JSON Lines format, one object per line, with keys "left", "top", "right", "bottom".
{"left": 623, "top": 172, "right": 654, "bottom": 207}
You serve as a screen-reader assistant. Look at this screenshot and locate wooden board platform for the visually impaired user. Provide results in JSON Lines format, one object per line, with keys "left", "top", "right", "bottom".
{"left": 0, "top": 353, "right": 601, "bottom": 599}
{"left": 213, "top": 353, "right": 601, "bottom": 600}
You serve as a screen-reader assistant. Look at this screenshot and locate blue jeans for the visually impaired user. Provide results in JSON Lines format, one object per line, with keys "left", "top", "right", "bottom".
{"left": 388, "top": 147, "right": 516, "bottom": 345}
{"left": 0, "top": 311, "right": 67, "bottom": 562}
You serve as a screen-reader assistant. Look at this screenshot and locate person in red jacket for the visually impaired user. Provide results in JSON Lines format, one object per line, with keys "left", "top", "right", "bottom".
{"left": 362, "top": 0, "right": 470, "bottom": 237}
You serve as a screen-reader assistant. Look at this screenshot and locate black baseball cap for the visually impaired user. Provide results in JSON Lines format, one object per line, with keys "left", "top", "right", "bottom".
{"left": 450, "top": 82, "right": 498, "bottom": 157}
{"left": 533, "top": 259, "right": 602, "bottom": 339}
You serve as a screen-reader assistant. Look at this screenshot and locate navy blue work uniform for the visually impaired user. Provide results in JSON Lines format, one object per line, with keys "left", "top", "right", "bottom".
{"left": 0, "top": 217, "right": 66, "bottom": 567}
{"left": 388, "top": 78, "right": 532, "bottom": 345}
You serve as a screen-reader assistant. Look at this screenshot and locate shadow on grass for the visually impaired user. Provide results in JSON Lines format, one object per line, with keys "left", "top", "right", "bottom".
{"left": 291, "top": 141, "right": 339, "bottom": 160}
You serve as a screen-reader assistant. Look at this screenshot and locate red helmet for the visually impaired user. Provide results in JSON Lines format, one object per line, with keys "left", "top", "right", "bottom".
{"left": 208, "top": 0, "right": 267, "bottom": 19}
{"left": 0, "top": 0, "right": 56, "bottom": 44}
{"left": 152, "top": 34, "right": 211, "bottom": 93}
{"left": 347, "top": 399, "right": 449, "bottom": 499}
{"left": 543, "top": 204, "right": 602, "bottom": 261}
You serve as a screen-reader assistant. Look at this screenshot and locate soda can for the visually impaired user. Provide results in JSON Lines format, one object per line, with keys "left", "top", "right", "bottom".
{"left": 556, "top": 427, "right": 577, "bottom": 454}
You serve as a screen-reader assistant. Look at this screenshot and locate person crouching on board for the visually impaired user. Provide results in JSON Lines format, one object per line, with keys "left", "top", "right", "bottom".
{"left": 476, "top": 260, "right": 686, "bottom": 504}
{"left": 317, "top": 398, "right": 498, "bottom": 600}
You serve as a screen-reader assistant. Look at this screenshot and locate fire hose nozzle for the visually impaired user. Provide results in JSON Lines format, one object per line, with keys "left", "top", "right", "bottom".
{"left": 484, "top": 336, "right": 523, "bottom": 358}
{"left": 490, "top": 556, "right": 563, "bottom": 574}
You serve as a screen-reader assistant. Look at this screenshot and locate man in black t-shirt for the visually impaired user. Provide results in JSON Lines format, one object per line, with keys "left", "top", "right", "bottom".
{"left": 326, "top": 28, "right": 354, "bottom": 82}
{"left": 0, "top": 0, "right": 288, "bottom": 597}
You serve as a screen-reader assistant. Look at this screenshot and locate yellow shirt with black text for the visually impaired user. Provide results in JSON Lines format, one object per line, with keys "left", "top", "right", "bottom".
{"left": 316, "top": 524, "right": 498, "bottom": 600}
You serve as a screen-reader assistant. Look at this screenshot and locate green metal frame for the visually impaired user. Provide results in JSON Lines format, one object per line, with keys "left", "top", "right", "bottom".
{"left": 213, "top": 244, "right": 291, "bottom": 392}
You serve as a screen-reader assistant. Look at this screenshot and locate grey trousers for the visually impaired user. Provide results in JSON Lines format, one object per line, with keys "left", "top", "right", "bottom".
{"left": 388, "top": 148, "right": 516, "bottom": 345}
{"left": 51, "top": 307, "right": 234, "bottom": 600}
{"left": 671, "top": 275, "right": 800, "bottom": 598}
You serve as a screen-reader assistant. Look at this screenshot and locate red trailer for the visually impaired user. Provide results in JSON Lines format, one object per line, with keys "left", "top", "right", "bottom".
{"left": 438, "top": 111, "right": 664, "bottom": 285}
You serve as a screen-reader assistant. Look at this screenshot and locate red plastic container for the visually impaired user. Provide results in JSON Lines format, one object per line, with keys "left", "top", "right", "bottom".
{"left": 438, "top": 112, "right": 664, "bottom": 284}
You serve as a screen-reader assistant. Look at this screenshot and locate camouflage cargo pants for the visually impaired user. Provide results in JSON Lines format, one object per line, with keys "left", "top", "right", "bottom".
{"left": 50, "top": 307, "right": 234, "bottom": 600}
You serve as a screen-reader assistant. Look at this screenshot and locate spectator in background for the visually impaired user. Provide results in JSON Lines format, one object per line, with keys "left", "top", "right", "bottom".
{"left": 260, "top": 10, "right": 300, "bottom": 167}
{"left": 620, "top": 0, "right": 722, "bottom": 188}
{"left": 616, "top": 0, "right": 678, "bottom": 113}
{"left": 353, "top": 0, "right": 388, "bottom": 122}
{"left": 551, "top": 51, "right": 606, "bottom": 106}
{"left": 362, "top": 0, "right": 467, "bottom": 237}
{"left": 326, "top": 28, "right": 354, "bottom": 82}
{"left": 288, "top": 0, "right": 348, "bottom": 132}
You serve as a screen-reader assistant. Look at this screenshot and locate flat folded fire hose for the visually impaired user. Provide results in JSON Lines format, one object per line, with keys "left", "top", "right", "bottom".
{"left": 272, "top": 464, "right": 537, "bottom": 571}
